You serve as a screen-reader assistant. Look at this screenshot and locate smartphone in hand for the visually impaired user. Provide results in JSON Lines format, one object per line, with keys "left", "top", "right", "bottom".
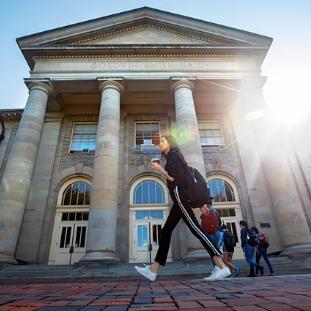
{"left": 151, "top": 158, "right": 161, "bottom": 165}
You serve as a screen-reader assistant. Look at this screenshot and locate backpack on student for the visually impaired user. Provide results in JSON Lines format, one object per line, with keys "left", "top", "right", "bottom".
{"left": 223, "top": 230, "right": 237, "bottom": 249}
{"left": 257, "top": 232, "right": 269, "bottom": 248}
{"left": 247, "top": 229, "right": 258, "bottom": 246}
{"left": 184, "top": 167, "right": 212, "bottom": 208}
{"left": 201, "top": 211, "right": 218, "bottom": 234}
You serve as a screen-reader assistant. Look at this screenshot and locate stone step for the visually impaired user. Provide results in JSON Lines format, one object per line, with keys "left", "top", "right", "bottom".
{"left": 1, "top": 256, "right": 310, "bottom": 283}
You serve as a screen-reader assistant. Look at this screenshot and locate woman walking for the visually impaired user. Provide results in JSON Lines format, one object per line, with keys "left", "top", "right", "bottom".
{"left": 134, "top": 135, "right": 231, "bottom": 281}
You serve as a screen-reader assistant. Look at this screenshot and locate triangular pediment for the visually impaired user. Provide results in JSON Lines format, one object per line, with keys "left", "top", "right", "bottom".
{"left": 18, "top": 7, "right": 272, "bottom": 48}
{"left": 17, "top": 7, "right": 272, "bottom": 69}
{"left": 81, "top": 26, "right": 208, "bottom": 45}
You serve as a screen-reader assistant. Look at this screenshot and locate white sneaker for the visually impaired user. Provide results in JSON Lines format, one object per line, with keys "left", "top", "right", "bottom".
{"left": 134, "top": 264, "right": 157, "bottom": 281}
{"left": 210, "top": 266, "right": 220, "bottom": 274}
{"left": 206, "top": 265, "right": 220, "bottom": 278}
{"left": 204, "top": 266, "right": 231, "bottom": 281}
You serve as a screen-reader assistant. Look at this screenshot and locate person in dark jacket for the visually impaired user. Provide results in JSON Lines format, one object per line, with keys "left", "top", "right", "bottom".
{"left": 240, "top": 220, "right": 264, "bottom": 277}
{"left": 134, "top": 134, "right": 231, "bottom": 281}
{"left": 220, "top": 224, "right": 240, "bottom": 277}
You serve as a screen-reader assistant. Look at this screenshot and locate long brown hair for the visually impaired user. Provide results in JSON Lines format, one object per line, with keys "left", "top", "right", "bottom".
{"left": 161, "top": 134, "right": 187, "bottom": 166}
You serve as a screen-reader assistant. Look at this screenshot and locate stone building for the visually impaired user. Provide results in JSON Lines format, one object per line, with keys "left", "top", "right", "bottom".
{"left": 0, "top": 7, "right": 310, "bottom": 265}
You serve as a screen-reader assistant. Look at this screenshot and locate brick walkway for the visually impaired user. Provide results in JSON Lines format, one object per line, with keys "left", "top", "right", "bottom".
{"left": 1, "top": 275, "right": 311, "bottom": 310}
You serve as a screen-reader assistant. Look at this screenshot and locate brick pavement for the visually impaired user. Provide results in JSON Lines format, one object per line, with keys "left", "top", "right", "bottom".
{"left": 0, "top": 274, "right": 311, "bottom": 310}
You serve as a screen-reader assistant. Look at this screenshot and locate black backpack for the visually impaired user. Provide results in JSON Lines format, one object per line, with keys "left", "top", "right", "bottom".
{"left": 247, "top": 229, "right": 258, "bottom": 246}
{"left": 185, "top": 167, "right": 212, "bottom": 208}
{"left": 224, "top": 230, "right": 237, "bottom": 249}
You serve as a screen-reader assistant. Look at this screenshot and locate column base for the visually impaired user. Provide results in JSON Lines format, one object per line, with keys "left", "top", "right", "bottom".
{"left": 182, "top": 249, "right": 209, "bottom": 263}
{"left": 281, "top": 243, "right": 311, "bottom": 268}
{"left": 79, "top": 251, "right": 120, "bottom": 264}
{"left": 0, "top": 254, "right": 18, "bottom": 265}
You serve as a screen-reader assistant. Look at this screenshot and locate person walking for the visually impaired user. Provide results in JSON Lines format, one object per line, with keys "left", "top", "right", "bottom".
{"left": 221, "top": 224, "right": 240, "bottom": 277}
{"left": 240, "top": 220, "right": 264, "bottom": 277}
{"left": 200, "top": 206, "right": 223, "bottom": 275}
{"left": 255, "top": 229, "right": 275, "bottom": 276}
{"left": 134, "top": 135, "right": 231, "bottom": 281}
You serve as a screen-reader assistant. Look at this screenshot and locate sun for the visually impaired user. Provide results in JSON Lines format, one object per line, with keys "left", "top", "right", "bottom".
{"left": 263, "top": 73, "right": 311, "bottom": 127}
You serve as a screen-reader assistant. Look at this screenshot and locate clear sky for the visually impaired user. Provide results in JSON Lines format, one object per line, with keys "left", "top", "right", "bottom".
{"left": 1, "top": 0, "right": 310, "bottom": 121}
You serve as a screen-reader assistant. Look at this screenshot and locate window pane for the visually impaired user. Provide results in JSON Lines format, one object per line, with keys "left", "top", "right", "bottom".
{"left": 71, "top": 184, "right": 79, "bottom": 205}
{"left": 62, "top": 186, "right": 72, "bottom": 205}
{"left": 152, "top": 224, "right": 162, "bottom": 245}
{"left": 208, "top": 180, "right": 217, "bottom": 200}
{"left": 229, "top": 208, "right": 236, "bottom": 216}
{"left": 134, "top": 186, "right": 143, "bottom": 204}
{"left": 61, "top": 213, "right": 69, "bottom": 221}
{"left": 60, "top": 227, "right": 66, "bottom": 248}
{"left": 224, "top": 182, "right": 235, "bottom": 202}
{"left": 134, "top": 180, "right": 165, "bottom": 205}
{"left": 65, "top": 227, "right": 72, "bottom": 248}
{"left": 141, "top": 181, "right": 149, "bottom": 204}
{"left": 135, "top": 211, "right": 144, "bottom": 219}
{"left": 136, "top": 123, "right": 160, "bottom": 145}
{"left": 75, "top": 226, "right": 81, "bottom": 247}
{"left": 77, "top": 183, "right": 86, "bottom": 205}
{"left": 222, "top": 209, "right": 229, "bottom": 217}
{"left": 155, "top": 184, "right": 164, "bottom": 204}
{"left": 61, "top": 182, "right": 91, "bottom": 206}
{"left": 137, "top": 225, "right": 148, "bottom": 247}
{"left": 69, "top": 213, "right": 75, "bottom": 221}
{"left": 71, "top": 124, "right": 97, "bottom": 152}
{"left": 156, "top": 210, "right": 164, "bottom": 219}
{"left": 208, "top": 179, "right": 236, "bottom": 203}
{"left": 149, "top": 181, "right": 156, "bottom": 204}
{"left": 149, "top": 210, "right": 157, "bottom": 219}
{"left": 199, "top": 121, "right": 223, "bottom": 145}
{"left": 76, "top": 212, "right": 83, "bottom": 221}
{"left": 85, "top": 186, "right": 90, "bottom": 205}
{"left": 80, "top": 227, "right": 86, "bottom": 247}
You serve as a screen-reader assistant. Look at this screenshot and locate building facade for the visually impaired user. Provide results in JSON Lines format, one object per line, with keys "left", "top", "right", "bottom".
{"left": 1, "top": 7, "right": 311, "bottom": 265}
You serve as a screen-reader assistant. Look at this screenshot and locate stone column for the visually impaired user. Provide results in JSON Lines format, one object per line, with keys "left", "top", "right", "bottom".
{"left": 0, "top": 82, "right": 51, "bottom": 263}
{"left": 81, "top": 80, "right": 123, "bottom": 263}
{"left": 171, "top": 79, "right": 207, "bottom": 260}
{"left": 15, "top": 114, "right": 63, "bottom": 263}
{"left": 260, "top": 119, "right": 311, "bottom": 261}
{"left": 231, "top": 76, "right": 311, "bottom": 260}
{"left": 230, "top": 77, "right": 281, "bottom": 252}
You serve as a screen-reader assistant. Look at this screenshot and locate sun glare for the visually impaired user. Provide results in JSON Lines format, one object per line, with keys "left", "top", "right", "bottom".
{"left": 264, "top": 73, "right": 311, "bottom": 127}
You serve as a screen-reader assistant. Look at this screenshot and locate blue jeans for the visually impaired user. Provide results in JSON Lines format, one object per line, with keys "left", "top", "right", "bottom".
{"left": 215, "top": 230, "right": 222, "bottom": 248}
{"left": 244, "top": 243, "right": 261, "bottom": 272}
{"left": 256, "top": 246, "right": 274, "bottom": 274}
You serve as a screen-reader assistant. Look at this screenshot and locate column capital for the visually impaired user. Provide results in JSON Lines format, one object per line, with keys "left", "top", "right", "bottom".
{"left": 28, "top": 82, "right": 52, "bottom": 96}
{"left": 98, "top": 79, "right": 124, "bottom": 93}
{"left": 171, "top": 79, "right": 194, "bottom": 92}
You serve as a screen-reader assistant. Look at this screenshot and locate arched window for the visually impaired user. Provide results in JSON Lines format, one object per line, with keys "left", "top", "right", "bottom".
{"left": 133, "top": 180, "right": 165, "bottom": 205}
{"left": 62, "top": 181, "right": 91, "bottom": 206}
{"left": 208, "top": 178, "right": 235, "bottom": 202}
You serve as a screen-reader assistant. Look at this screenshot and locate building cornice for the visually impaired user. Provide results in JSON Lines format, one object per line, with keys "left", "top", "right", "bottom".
{"left": 23, "top": 45, "right": 267, "bottom": 69}
{"left": 0, "top": 110, "right": 23, "bottom": 121}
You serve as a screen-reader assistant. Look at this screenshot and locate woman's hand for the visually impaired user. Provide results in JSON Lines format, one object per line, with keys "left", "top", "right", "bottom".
{"left": 151, "top": 162, "right": 162, "bottom": 171}
{"left": 200, "top": 204, "right": 210, "bottom": 215}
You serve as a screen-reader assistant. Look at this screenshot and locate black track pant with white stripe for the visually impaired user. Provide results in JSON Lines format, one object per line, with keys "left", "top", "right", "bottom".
{"left": 154, "top": 186, "right": 222, "bottom": 266}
